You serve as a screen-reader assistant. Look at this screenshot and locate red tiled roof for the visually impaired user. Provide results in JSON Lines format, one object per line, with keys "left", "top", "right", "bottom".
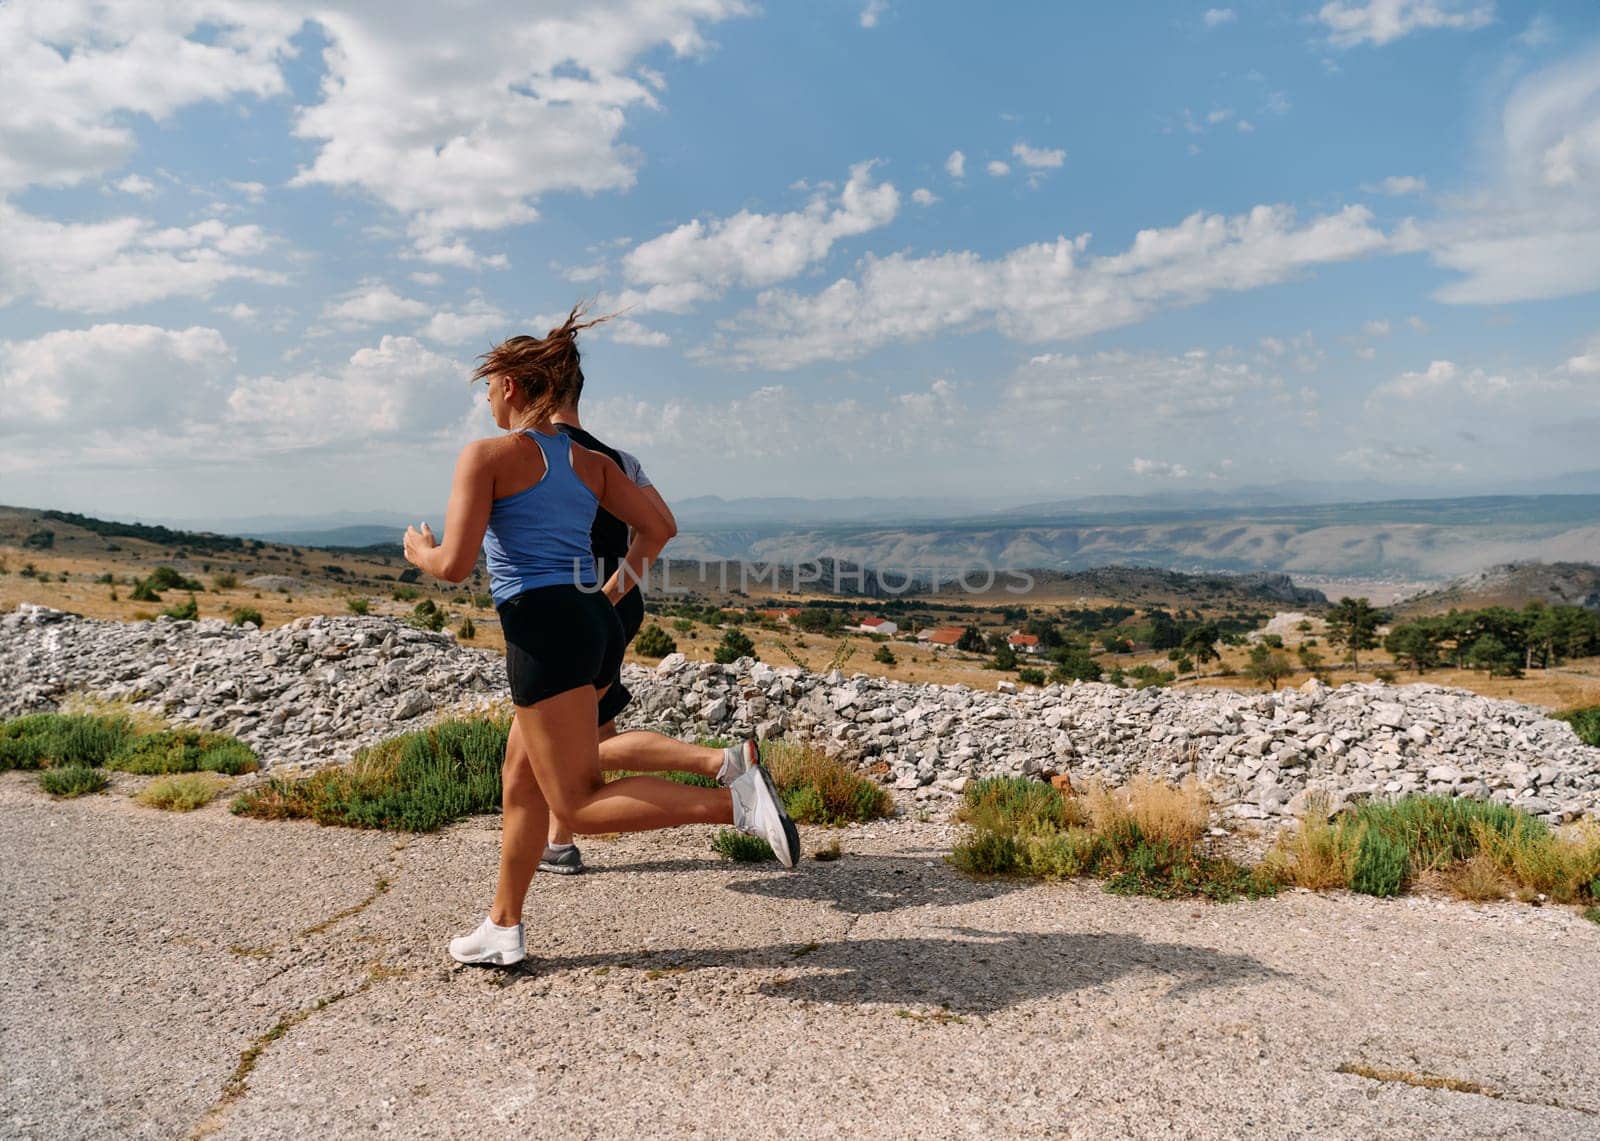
{"left": 1008, "top": 633, "right": 1040, "bottom": 647}
{"left": 860, "top": 617, "right": 887, "bottom": 627}
{"left": 925, "top": 627, "right": 964, "bottom": 646}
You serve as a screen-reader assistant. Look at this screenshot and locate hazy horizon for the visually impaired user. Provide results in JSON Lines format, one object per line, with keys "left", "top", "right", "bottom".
{"left": 3, "top": 2, "right": 1599, "bottom": 519}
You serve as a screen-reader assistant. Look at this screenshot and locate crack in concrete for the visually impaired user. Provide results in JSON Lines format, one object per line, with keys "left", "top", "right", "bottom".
{"left": 1337, "top": 1062, "right": 1599, "bottom": 1117}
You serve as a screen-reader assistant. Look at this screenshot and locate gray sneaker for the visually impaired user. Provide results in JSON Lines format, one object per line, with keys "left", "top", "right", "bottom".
{"left": 730, "top": 764, "right": 799, "bottom": 868}
{"left": 717, "top": 739, "right": 759, "bottom": 787}
{"left": 539, "top": 844, "right": 585, "bottom": 875}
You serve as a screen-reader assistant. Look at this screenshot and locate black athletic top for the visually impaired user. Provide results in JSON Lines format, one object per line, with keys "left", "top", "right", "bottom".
{"left": 554, "top": 422, "right": 653, "bottom": 591}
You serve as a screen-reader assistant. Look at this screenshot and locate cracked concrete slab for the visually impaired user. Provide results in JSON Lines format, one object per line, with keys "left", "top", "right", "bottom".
{"left": 2, "top": 772, "right": 1598, "bottom": 1139}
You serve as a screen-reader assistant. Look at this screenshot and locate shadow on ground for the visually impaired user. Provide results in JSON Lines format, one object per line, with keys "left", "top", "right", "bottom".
{"left": 494, "top": 927, "right": 1283, "bottom": 1015}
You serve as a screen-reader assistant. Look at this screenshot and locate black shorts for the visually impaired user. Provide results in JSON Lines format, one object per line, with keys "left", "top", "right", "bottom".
{"left": 596, "top": 587, "right": 645, "bottom": 726}
{"left": 498, "top": 585, "right": 625, "bottom": 709}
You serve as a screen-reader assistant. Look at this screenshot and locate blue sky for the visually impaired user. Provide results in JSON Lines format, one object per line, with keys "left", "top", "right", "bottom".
{"left": 2, "top": 1, "right": 1599, "bottom": 521}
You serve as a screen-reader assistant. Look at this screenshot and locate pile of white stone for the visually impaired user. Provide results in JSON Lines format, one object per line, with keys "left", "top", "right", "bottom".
{"left": 5, "top": 605, "right": 1598, "bottom": 826}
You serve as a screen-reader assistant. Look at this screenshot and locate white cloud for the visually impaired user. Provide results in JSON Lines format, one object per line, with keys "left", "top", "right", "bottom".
{"left": 1407, "top": 314, "right": 1429, "bottom": 331}
{"left": 0, "top": 323, "right": 233, "bottom": 434}
{"left": 1318, "top": 1, "right": 1495, "bottom": 48}
{"left": 1337, "top": 443, "right": 1451, "bottom": 472}
{"left": 289, "top": 3, "right": 749, "bottom": 257}
{"left": 227, "top": 336, "right": 475, "bottom": 449}
{"left": 945, "top": 150, "right": 966, "bottom": 178}
{"left": 0, "top": 2, "right": 297, "bottom": 193}
{"left": 1236, "top": 119, "right": 1256, "bottom": 133}
{"left": 1204, "top": 8, "right": 1238, "bottom": 26}
{"left": 607, "top": 319, "right": 671, "bottom": 347}
{"left": 226, "top": 180, "right": 267, "bottom": 203}
{"left": 614, "top": 160, "right": 897, "bottom": 309}
{"left": 1366, "top": 174, "right": 1427, "bottom": 195}
{"left": 1415, "top": 46, "right": 1600, "bottom": 304}
{"left": 1206, "top": 109, "right": 1234, "bottom": 126}
{"left": 1007, "top": 349, "right": 1287, "bottom": 424}
{"left": 1131, "top": 458, "right": 1191, "bottom": 479}
{"left": 986, "top": 160, "right": 1011, "bottom": 177}
{"left": 321, "top": 283, "right": 431, "bottom": 328}
{"left": 911, "top": 187, "right": 938, "bottom": 206}
{"left": 0, "top": 202, "right": 282, "bottom": 313}
{"left": 1011, "top": 142, "right": 1065, "bottom": 169}
{"left": 218, "top": 303, "right": 258, "bottom": 322}
{"left": 860, "top": 0, "right": 889, "bottom": 28}
{"left": 410, "top": 271, "right": 444, "bottom": 286}
{"left": 1363, "top": 318, "right": 1392, "bottom": 336}
{"left": 111, "top": 174, "right": 157, "bottom": 197}
{"left": 415, "top": 297, "right": 507, "bottom": 345}
{"left": 705, "top": 203, "right": 1388, "bottom": 369}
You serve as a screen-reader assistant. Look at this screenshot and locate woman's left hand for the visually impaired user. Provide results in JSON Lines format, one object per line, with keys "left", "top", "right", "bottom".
{"left": 403, "top": 522, "right": 437, "bottom": 568}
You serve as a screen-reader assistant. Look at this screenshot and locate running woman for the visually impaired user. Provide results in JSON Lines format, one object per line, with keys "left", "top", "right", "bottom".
{"left": 533, "top": 380, "right": 761, "bottom": 876}
{"left": 403, "top": 307, "right": 799, "bottom": 967}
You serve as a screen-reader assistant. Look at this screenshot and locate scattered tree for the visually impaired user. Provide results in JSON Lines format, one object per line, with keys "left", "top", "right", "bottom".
{"left": 1325, "top": 597, "right": 1383, "bottom": 668}
{"left": 635, "top": 624, "right": 678, "bottom": 658}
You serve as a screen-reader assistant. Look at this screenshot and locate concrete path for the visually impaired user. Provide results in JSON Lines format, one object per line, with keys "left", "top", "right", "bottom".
{"left": 2, "top": 772, "right": 1597, "bottom": 1139}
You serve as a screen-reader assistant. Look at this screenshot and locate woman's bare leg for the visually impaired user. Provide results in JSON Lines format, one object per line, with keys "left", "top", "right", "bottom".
{"left": 520, "top": 687, "right": 733, "bottom": 835}
{"left": 546, "top": 724, "right": 727, "bottom": 846}
{"left": 490, "top": 718, "right": 550, "bottom": 926}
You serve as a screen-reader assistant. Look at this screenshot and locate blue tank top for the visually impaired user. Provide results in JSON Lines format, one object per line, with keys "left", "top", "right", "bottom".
{"left": 483, "top": 429, "right": 599, "bottom": 604}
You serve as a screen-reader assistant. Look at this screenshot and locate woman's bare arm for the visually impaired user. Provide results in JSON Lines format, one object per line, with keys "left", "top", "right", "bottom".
{"left": 571, "top": 448, "right": 671, "bottom": 602}
{"left": 403, "top": 440, "right": 494, "bottom": 583}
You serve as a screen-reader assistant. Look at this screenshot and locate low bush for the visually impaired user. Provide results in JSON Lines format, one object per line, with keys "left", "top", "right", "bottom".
{"left": 161, "top": 595, "right": 200, "bottom": 621}
{"left": 0, "top": 713, "right": 133, "bottom": 771}
{"left": 456, "top": 616, "right": 476, "bottom": 640}
{"left": 951, "top": 775, "right": 1271, "bottom": 901}
{"left": 229, "top": 607, "right": 264, "bottom": 627}
{"left": 763, "top": 741, "right": 893, "bottom": 825}
{"left": 137, "top": 773, "right": 228, "bottom": 812}
{"left": 109, "top": 729, "right": 258, "bottom": 776}
{"left": 212, "top": 572, "right": 239, "bottom": 590}
{"left": 346, "top": 597, "right": 371, "bottom": 616}
{"left": 711, "top": 828, "right": 772, "bottom": 862}
{"left": 39, "top": 765, "right": 109, "bottom": 798}
{"left": 1555, "top": 706, "right": 1600, "bottom": 748}
{"left": 232, "top": 716, "right": 509, "bottom": 831}
{"left": 633, "top": 624, "right": 677, "bottom": 658}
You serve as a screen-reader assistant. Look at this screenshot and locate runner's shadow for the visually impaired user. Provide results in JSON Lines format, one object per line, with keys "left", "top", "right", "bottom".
{"left": 725, "top": 854, "right": 1030, "bottom": 915}
{"left": 539, "top": 927, "right": 1283, "bottom": 1015}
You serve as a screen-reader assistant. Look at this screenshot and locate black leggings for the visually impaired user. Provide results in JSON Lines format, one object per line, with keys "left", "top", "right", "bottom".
{"left": 497, "top": 585, "right": 624, "bottom": 708}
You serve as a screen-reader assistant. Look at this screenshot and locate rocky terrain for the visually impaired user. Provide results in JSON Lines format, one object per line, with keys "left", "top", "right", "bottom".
{"left": 5, "top": 603, "right": 1599, "bottom": 826}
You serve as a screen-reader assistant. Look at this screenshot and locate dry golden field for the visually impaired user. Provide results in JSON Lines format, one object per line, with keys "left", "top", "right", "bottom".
{"left": 4, "top": 504, "right": 1597, "bottom": 713}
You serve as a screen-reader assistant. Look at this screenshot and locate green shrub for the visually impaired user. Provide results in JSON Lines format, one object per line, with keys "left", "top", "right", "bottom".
{"left": 950, "top": 831, "right": 1018, "bottom": 875}
{"left": 212, "top": 572, "right": 239, "bottom": 590}
{"left": 39, "top": 765, "right": 108, "bottom": 798}
{"left": 0, "top": 713, "right": 133, "bottom": 771}
{"left": 1351, "top": 828, "right": 1410, "bottom": 897}
{"left": 229, "top": 607, "right": 264, "bottom": 627}
{"left": 873, "top": 644, "right": 897, "bottom": 665}
{"left": 129, "top": 580, "right": 162, "bottom": 602}
{"left": 147, "top": 566, "right": 202, "bottom": 591}
{"left": 161, "top": 595, "right": 200, "bottom": 621}
{"left": 711, "top": 828, "right": 774, "bottom": 862}
{"left": 109, "top": 729, "right": 259, "bottom": 776}
{"left": 1555, "top": 706, "right": 1600, "bottom": 748}
{"left": 233, "top": 716, "right": 509, "bottom": 831}
{"left": 392, "top": 586, "right": 420, "bottom": 602}
{"left": 456, "top": 616, "right": 476, "bottom": 640}
{"left": 137, "top": 773, "right": 227, "bottom": 811}
{"left": 714, "top": 629, "right": 757, "bottom": 664}
{"left": 410, "top": 599, "right": 446, "bottom": 632}
{"left": 634, "top": 624, "right": 677, "bottom": 658}
{"left": 1018, "top": 667, "right": 1046, "bottom": 686}
{"left": 763, "top": 741, "right": 892, "bottom": 825}
{"left": 347, "top": 597, "right": 371, "bottom": 615}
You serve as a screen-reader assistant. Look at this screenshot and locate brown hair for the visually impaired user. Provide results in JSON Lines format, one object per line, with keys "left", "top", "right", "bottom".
{"left": 472, "top": 302, "right": 615, "bottom": 422}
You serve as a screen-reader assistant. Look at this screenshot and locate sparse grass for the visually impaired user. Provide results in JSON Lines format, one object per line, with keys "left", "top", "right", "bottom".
{"left": 38, "top": 765, "right": 109, "bottom": 798}
{"left": 232, "top": 716, "right": 509, "bottom": 831}
{"left": 108, "top": 729, "right": 258, "bottom": 776}
{"left": 136, "top": 773, "right": 229, "bottom": 812}
{"left": 711, "top": 828, "right": 773, "bottom": 862}
{"left": 951, "top": 775, "right": 1273, "bottom": 901}
{"left": 1260, "top": 795, "right": 1359, "bottom": 890}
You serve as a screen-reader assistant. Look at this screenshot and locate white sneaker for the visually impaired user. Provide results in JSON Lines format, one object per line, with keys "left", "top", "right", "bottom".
{"left": 729, "top": 764, "right": 799, "bottom": 868}
{"left": 449, "top": 918, "right": 525, "bottom": 966}
{"left": 717, "top": 739, "right": 759, "bottom": 787}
